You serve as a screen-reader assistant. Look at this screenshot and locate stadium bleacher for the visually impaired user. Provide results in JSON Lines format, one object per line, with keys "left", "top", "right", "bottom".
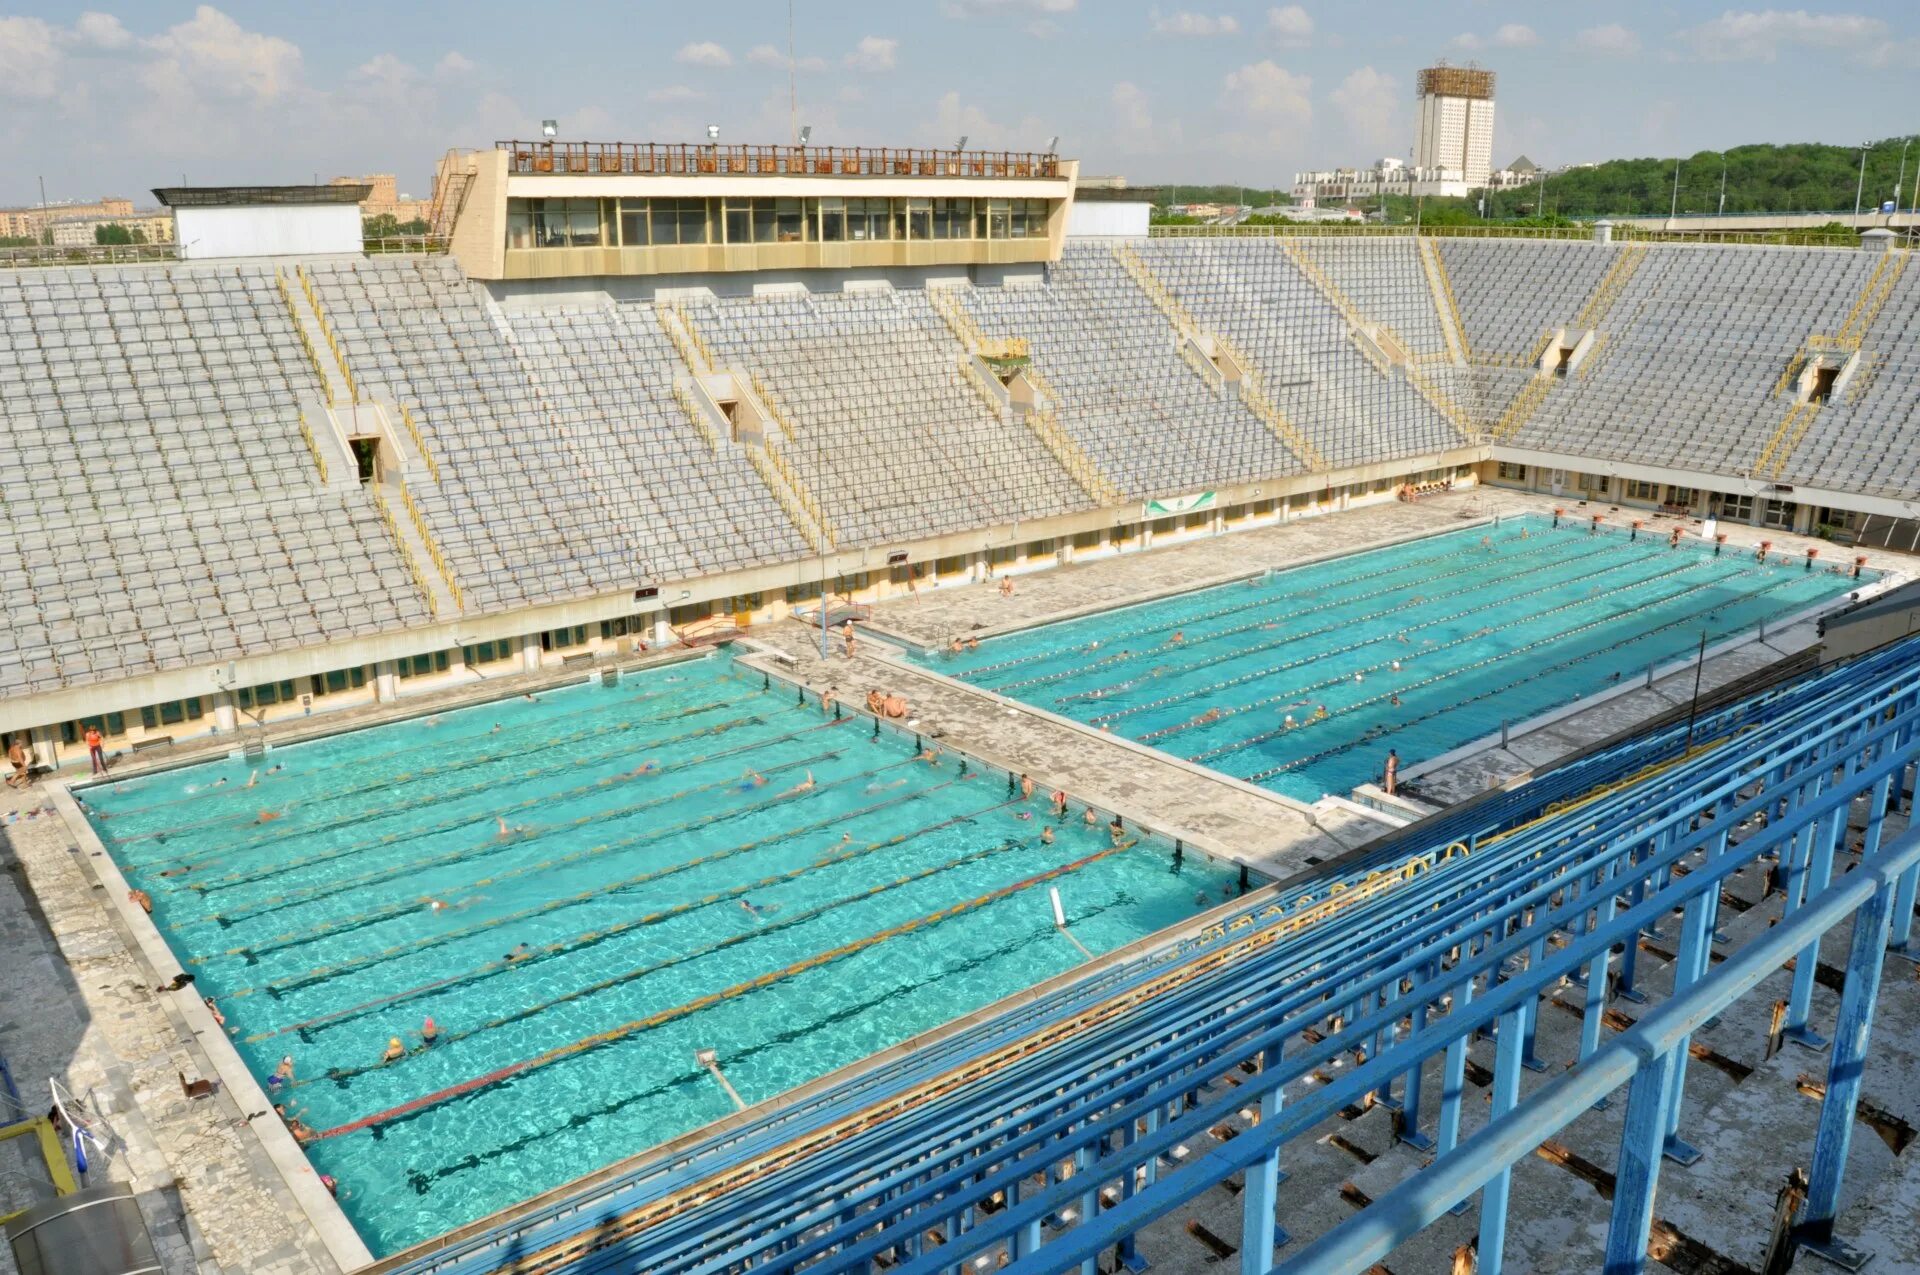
{"left": 4, "top": 232, "right": 1918, "bottom": 720}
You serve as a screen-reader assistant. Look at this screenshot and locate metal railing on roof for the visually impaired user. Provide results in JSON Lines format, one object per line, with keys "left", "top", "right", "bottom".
{"left": 496, "top": 140, "right": 1065, "bottom": 180}
{"left": 1148, "top": 222, "right": 1879, "bottom": 248}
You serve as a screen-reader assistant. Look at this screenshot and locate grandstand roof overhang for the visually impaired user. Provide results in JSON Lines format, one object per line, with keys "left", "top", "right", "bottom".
{"left": 152, "top": 185, "right": 371, "bottom": 207}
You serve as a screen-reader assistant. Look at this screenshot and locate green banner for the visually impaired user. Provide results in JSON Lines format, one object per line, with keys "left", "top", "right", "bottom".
{"left": 1144, "top": 491, "right": 1216, "bottom": 517}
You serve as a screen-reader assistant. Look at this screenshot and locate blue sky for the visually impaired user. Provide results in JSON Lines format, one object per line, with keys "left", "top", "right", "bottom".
{"left": 2, "top": 2, "right": 1916, "bottom": 206}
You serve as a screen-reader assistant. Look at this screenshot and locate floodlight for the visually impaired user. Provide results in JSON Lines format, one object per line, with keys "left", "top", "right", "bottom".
{"left": 540, "top": 119, "right": 557, "bottom": 138}
{"left": 1044, "top": 135, "right": 1059, "bottom": 153}
{"left": 955, "top": 135, "right": 968, "bottom": 152}
{"left": 798, "top": 124, "right": 812, "bottom": 146}
{"left": 707, "top": 124, "right": 721, "bottom": 141}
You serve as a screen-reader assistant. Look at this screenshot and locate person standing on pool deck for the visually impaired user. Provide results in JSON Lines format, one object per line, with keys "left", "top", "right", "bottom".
{"left": 1383, "top": 749, "right": 1400, "bottom": 796}
{"left": 84, "top": 724, "right": 107, "bottom": 774}
{"left": 842, "top": 620, "right": 857, "bottom": 659}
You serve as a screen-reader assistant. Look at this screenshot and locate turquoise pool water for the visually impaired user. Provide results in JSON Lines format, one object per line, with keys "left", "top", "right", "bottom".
{"left": 917, "top": 518, "right": 1868, "bottom": 802}
{"left": 81, "top": 657, "right": 1235, "bottom": 1255}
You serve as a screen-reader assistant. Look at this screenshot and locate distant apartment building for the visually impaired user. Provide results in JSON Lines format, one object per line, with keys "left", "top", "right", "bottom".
{"left": 49, "top": 210, "right": 175, "bottom": 248}
{"left": 330, "top": 173, "right": 431, "bottom": 224}
{"left": 0, "top": 196, "right": 135, "bottom": 239}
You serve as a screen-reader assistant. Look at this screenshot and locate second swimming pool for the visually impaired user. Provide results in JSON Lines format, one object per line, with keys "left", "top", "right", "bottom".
{"left": 81, "top": 656, "right": 1235, "bottom": 1255}
{"left": 917, "top": 517, "right": 1868, "bottom": 802}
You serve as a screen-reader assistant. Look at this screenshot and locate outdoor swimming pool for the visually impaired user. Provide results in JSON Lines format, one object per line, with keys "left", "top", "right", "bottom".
{"left": 81, "top": 656, "right": 1236, "bottom": 1255}
{"left": 918, "top": 518, "right": 1869, "bottom": 803}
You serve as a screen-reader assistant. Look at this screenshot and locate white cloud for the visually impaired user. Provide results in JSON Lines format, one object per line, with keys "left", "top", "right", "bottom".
{"left": 1451, "top": 23, "right": 1537, "bottom": 52}
{"left": 1221, "top": 59, "right": 1312, "bottom": 146}
{"left": 142, "top": 6, "right": 304, "bottom": 101}
{"left": 845, "top": 36, "right": 898, "bottom": 72}
{"left": 71, "top": 11, "right": 132, "bottom": 51}
{"left": 674, "top": 41, "right": 733, "bottom": 68}
{"left": 746, "top": 43, "right": 828, "bottom": 72}
{"left": 1677, "top": 9, "right": 1888, "bottom": 62}
{"left": 1330, "top": 65, "right": 1399, "bottom": 152}
{"left": 1152, "top": 10, "right": 1240, "bottom": 37}
{"left": 0, "top": 17, "right": 61, "bottom": 99}
{"left": 646, "top": 84, "right": 703, "bottom": 104}
{"left": 942, "top": 0, "right": 1076, "bottom": 15}
{"left": 1574, "top": 24, "right": 1640, "bottom": 56}
{"left": 1111, "top": 81, "right": 1153, "bottom": 133}
{"left": 922, "top": 90, "right": 1050, "bottom": 153}
{"left": 1266, "top": 6, "right": 1313, "bottom": 48}
{"left": 435, "top": 50, "right": 475, "bottom": 76}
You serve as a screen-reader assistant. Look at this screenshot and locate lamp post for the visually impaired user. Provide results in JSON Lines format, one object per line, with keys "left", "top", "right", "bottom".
{"left": 1854, "top": 141, "right": 1873, "bottom": 223}
{"left": 1717, "top": 152, "right": 1728, "bottom": 216}
{"left": 1669, "top": 157, "right": 1682, "bottom": 222}
{"left": 1894, "top": 137, "right": 1912, "bottom": 221}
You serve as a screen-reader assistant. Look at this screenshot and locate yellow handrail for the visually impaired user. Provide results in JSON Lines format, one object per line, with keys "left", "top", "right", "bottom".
{"left": 400, "top": 481, "right": 464, "bottom": 610}
{"left": 1418, "top": 236, "right": 1472, "bottom": 363}
{"left": 1573, "top": 242, "right": 1648, "bottom": 331}
{"left": 1489, "top": 374, "right": 1552, "bottom": 442}
{"left": 400, "top": 404, "right": 440, "bottom": 483}
{"left": 672, "top": 381, "right": 720, "bottom": 448}
{"left": 370, "top": 486, "right": 437, "bottom": 617}
{"left": 296, "top": 410, "right": 329, "bottom": 483}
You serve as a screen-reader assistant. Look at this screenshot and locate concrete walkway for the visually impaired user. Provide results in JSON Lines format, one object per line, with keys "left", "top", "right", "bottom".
{"left": 0, "top": 779, "right": 339, "bottom": 1275}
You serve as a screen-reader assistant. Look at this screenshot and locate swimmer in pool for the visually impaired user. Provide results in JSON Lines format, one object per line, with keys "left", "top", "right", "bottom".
{"left": 778, "top": 770, "right": 815, "bottom": 798}
{"left": 738, "top": 768, "right": 769, "bottom": 791}
{"left": 505, "top": 944, "right": 531, "bottom": 961}
{"left": 628, "top": 760, "right": 660, "bottom": 778}
{"left": 1041, "top": 826, "right": 1054, "bottom": 845}
{"left": 495, "top": 816, "right": 530, "bottom": 841}
{"left": 244, "top": 769, "right": 259, "bottom": 789}
{"left": 254, "top": 808, "right": 284, "bottom": 825}
{"left": 382, "top": 1037, "right": 405, "bottom": 1063}
{"left": 739, "top": 898, "right": 783, "bottom": 921}
{"left": 865, "top": 777, "right": 909, "bottom": 794}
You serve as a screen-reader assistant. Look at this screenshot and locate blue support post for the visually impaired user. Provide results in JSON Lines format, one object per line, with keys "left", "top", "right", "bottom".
{"left": 1475, "top": 1006, "right": 1528, "bottom": 1275}
{"left": 1437, "top": 966, "right": 1477, "bottom": 1171}
{"left": 1075, "top": 1144, "right": 1099, "bottom": 1275}
{"left": 1616, "top": 844, "right": 1650, "bottom": 1004}
{"left": 1519, "top": 932, "right": 1549, "bottom": 1072}
{"left": 1604, "top": 1045, "right": 1685, "bottom": 1274}
{"left": 1784, "top": 737, "right": 1854, "bottom": 1049}
{"left": 1396, "top": 962, "right": 1436, "bottom": 1151}
{"left": 1792, "top": 875, "right": 1898, "bottom": 1270}
{"left": 1657, "top": 880, "right": 1712, "bottom": 1166}
{"left": 1239, "top": 1048, "right": 1288, "bottom": 1274}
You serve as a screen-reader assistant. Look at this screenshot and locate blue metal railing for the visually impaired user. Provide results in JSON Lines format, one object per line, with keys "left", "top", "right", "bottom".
{"left": 377, "top": 636, "right": 1920, "bottom": 1275}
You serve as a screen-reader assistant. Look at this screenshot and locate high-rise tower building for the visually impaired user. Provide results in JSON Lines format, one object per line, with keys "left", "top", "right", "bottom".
{"left": 1414, "top": 65, "right": 1496, "bottom": 188}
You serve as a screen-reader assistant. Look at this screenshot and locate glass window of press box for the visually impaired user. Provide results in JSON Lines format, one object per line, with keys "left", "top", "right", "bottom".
{"left": 507, "top": 197, "right": 1050, "bottom": 248}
